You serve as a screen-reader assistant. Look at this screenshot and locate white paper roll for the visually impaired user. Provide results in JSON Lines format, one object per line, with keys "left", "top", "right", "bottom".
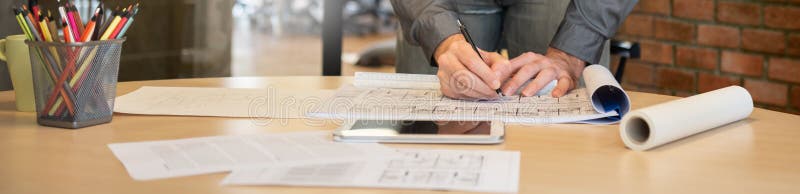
{"left": 619, "top": 86, "right": 753, "bottom": 151}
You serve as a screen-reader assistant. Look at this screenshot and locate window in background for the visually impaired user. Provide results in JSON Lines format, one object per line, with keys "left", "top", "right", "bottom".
{"left": 231, "top": 0, "right": 398, "bottom": 76}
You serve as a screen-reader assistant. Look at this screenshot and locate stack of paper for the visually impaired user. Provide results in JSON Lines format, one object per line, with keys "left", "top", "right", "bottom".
{"left": 108, "top": 131, "right": 392, "bottom": 180}
{"left": 108, "top": 131, "right": 521, "bottom": 193}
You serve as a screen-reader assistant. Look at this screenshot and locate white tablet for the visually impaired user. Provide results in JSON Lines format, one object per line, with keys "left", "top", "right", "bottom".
{"left": 333, "top": 120, "right": 504, "bottom": 144}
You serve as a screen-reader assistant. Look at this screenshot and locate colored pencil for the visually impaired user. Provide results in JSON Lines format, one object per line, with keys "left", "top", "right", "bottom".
{"left": 11, "top": 1, "right": 142, "bottom": 117}
{"left": 80, "top": 15, "right": 97, "bottom": 42}
{"left": 100, "top": 10, "right": 122, "bottom": 40}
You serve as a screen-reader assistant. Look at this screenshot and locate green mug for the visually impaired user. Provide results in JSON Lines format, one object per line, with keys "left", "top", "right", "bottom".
{"left": 0, "top": 34, "right": 35, "bottom": 112}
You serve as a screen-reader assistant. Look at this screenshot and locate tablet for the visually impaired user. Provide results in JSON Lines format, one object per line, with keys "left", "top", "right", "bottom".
{"left": 333, "top": 120, "right": 504, "bottom": 144}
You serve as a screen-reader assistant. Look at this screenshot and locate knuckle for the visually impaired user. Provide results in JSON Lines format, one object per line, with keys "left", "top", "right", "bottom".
{"left": 521, "top": 65, "right": 536, "bottom": 74}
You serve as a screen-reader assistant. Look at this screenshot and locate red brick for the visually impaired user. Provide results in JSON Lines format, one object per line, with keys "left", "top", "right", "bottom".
{"left": 621, "top": 14, "right": 653, "bottom": 37}
{"left": 675, "top": 91, "right": 695, "bottom": 97}
{"left": 676, "top": 46, "right": 718, "bottom": 70}
{"left": 639, "top": 41, "right": 674, "bottom": 65}
{"left": 673, "top": 0, "right": 714, "bottom": 20}
{"left": 717, "top": 1, "right": 761, "bottom": 25}
{"left": 654, "top": 18, "right": 695, "bottom": 42}
{"left": 762, "top": 0, "right": 800, "bottom": 3}
{"left": 698, "top": 72, "right": 741, "bottom": 93}
{"left": 769, "top": 58, "right": 800, "bottom": 84}
{"left": 789, "top": 34, "right": 800, "bottom": 56}
{"left": 744, "top": 79, "right": 788, "bottom": 106}
{"left": 792, "top": 87, "right": 800, "bottom": 110}
{"left": 657, "top": 68, "right": 696, "bottom": 91}
{"left": 721, "top": 51, "right": 764, "bottom": 76}
{"left": 765, "top": 6, "right": 800, "bottom": 30}
{"left": 698, "top": 25, "right": 740, "bottom": 48}
{"left": 636, "top": 86, "right": 673, "bottom": 96}
{"left": 621, "top": 83, "right": 639, "bottom": 91}
{"left": 742, "top": 29, "right": 786, "bottom": 54}
{"left": 633, "top": 0, "right": 671, "bottom": 15}
{"left": 623, "top": 61, "right": 656, "bottom": 86}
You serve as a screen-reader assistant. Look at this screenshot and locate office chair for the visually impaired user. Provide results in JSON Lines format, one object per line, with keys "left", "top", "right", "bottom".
{"left": 609, "top": 40, "right": 640, "bottom": 83}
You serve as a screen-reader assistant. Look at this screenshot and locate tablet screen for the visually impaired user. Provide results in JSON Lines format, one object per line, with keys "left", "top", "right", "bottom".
{"left": 348, "top": 120, "right": 491, "bottom": 135}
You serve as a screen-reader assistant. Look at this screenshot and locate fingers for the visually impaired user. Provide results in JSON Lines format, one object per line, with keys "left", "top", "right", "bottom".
{"left": 482, "top": 51, "right": 514, "bottom": 90}
{"left": 438, "top": 62, "right": 498, "bottom": 100}
{"left": 521, "top": 67, "right": 557, "bottom": 96}
{"left": 495, "top": 52, "right": 536, "bottom": 83}
{"left": 455, "top": 44, "right": 500, "bottom": 89}
{"left": 480, "top": 50, "right": 509, "bottom": 69}
{"left": 502, "top": 61, "right": 542, "bottom": 96}
{"left": 450, "top": 70, "right": 499, "bottom": 100}
{"left": 551, "top": 74, "right": 573, "bottom": 97}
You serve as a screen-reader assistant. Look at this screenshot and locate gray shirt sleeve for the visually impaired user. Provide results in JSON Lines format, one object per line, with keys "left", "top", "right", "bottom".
{"left": 391, "top": 0, "right": 460, "bottom": 66}
{"left": 550, "top": 0, "right": 638, "bottom": 64}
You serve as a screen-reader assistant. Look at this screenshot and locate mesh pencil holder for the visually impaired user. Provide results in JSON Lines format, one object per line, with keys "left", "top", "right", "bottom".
{"left": 26, "top": 39, "right": 125, "bottom": 129}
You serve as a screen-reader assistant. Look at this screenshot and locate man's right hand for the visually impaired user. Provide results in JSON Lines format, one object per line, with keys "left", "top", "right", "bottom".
{"left": 433, "top": 34, "right": 507, "bottom": 100}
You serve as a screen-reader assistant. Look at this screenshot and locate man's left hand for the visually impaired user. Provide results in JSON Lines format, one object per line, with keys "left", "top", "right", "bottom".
{"left": 492, "top": 47, "right": 586, "bottom": 97}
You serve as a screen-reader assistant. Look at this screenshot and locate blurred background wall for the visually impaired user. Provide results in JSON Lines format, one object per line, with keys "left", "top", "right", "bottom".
{"left": 614, "top": 0, "right": 800, "bottom": 114}
{"left": 3, "top": 0, "right": 798, "bottom": 115}
{"left": 0, "top": 0, "right": 23, "bottom": 91}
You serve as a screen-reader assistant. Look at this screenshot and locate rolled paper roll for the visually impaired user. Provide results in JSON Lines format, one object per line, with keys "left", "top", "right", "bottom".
{"left": 620, "top": 86, "right": 753, "bottom": 151}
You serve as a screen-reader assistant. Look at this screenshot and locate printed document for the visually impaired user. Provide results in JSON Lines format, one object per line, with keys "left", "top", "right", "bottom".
{"left": 108, "top": 131, "right": 394, "bottom": 180}
{"left": 309, "top": 65, "right": 630, "bottom": 124}
{"left": 114, "top": 86, "right": 334, "bottom": 118}
{"left": 223, "top": 149, "right": 520, "bottom": 193}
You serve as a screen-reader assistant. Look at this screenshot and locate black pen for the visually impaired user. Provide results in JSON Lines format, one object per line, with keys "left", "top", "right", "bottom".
{"left": 457, "top": 19, "right": 504, "bottom": 97}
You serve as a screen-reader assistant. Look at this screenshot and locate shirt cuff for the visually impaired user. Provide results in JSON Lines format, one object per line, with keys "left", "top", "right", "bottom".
{"left": 413, "top": 11, "right": 460, "bottom": 67}
{"left": 550, "top": 21, "right": 606, "bottom": 64}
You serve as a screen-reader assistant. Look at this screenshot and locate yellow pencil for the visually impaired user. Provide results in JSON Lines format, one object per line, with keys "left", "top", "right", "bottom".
{"left": 38, "top": 14, "right": 53, "bottom": 42}
{"left": 99, "top": 9, "right": 123, "bottom": 40}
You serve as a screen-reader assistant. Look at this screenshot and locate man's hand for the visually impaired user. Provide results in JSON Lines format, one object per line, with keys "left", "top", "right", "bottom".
{"left": 434, "top": 34, "right": 509, "bottom": 100}
{"left": 493, "top": 47, "right": 585, "bottom": 97}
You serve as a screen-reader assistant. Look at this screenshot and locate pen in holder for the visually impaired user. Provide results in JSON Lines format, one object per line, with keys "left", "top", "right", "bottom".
{"left": 27, "top": 39, "right": 124, "bottom": 129}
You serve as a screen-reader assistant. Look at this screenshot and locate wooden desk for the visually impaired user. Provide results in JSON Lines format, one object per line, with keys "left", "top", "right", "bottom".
{"left": 1, "top": 76, "right": 798, "bottom": 194}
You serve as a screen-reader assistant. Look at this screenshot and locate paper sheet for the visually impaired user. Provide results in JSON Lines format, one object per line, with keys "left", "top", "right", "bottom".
{"left": 223, "top": 149, "right": 520, "bottom": 193}
{"left": 114, "top": 86, "right": 335, "bottom": 118}
{"left": 582, "top": 65, "right": 631, "bottom": 123}
{"left": 619, "top": 86, "right": 753, "bottom": 151}
{"left": 108, "top": 131, "right": 395, "bottom": 180}
{"left": 309, "top": 65, "right": 630, "bottom": 124}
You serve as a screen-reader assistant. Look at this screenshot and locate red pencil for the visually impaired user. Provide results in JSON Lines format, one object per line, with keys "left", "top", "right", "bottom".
{"left": 108, "top": 12, "right": 129, "bottom": 39}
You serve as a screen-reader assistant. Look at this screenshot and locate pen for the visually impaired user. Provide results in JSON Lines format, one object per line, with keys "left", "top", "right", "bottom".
{"left": 457, "top": 19, "right": 504, "bottom": 97}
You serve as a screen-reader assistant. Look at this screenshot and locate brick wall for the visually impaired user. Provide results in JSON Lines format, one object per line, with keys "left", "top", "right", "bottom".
{"left": 615, "top": 0, "right": 800, "bottom": 114}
